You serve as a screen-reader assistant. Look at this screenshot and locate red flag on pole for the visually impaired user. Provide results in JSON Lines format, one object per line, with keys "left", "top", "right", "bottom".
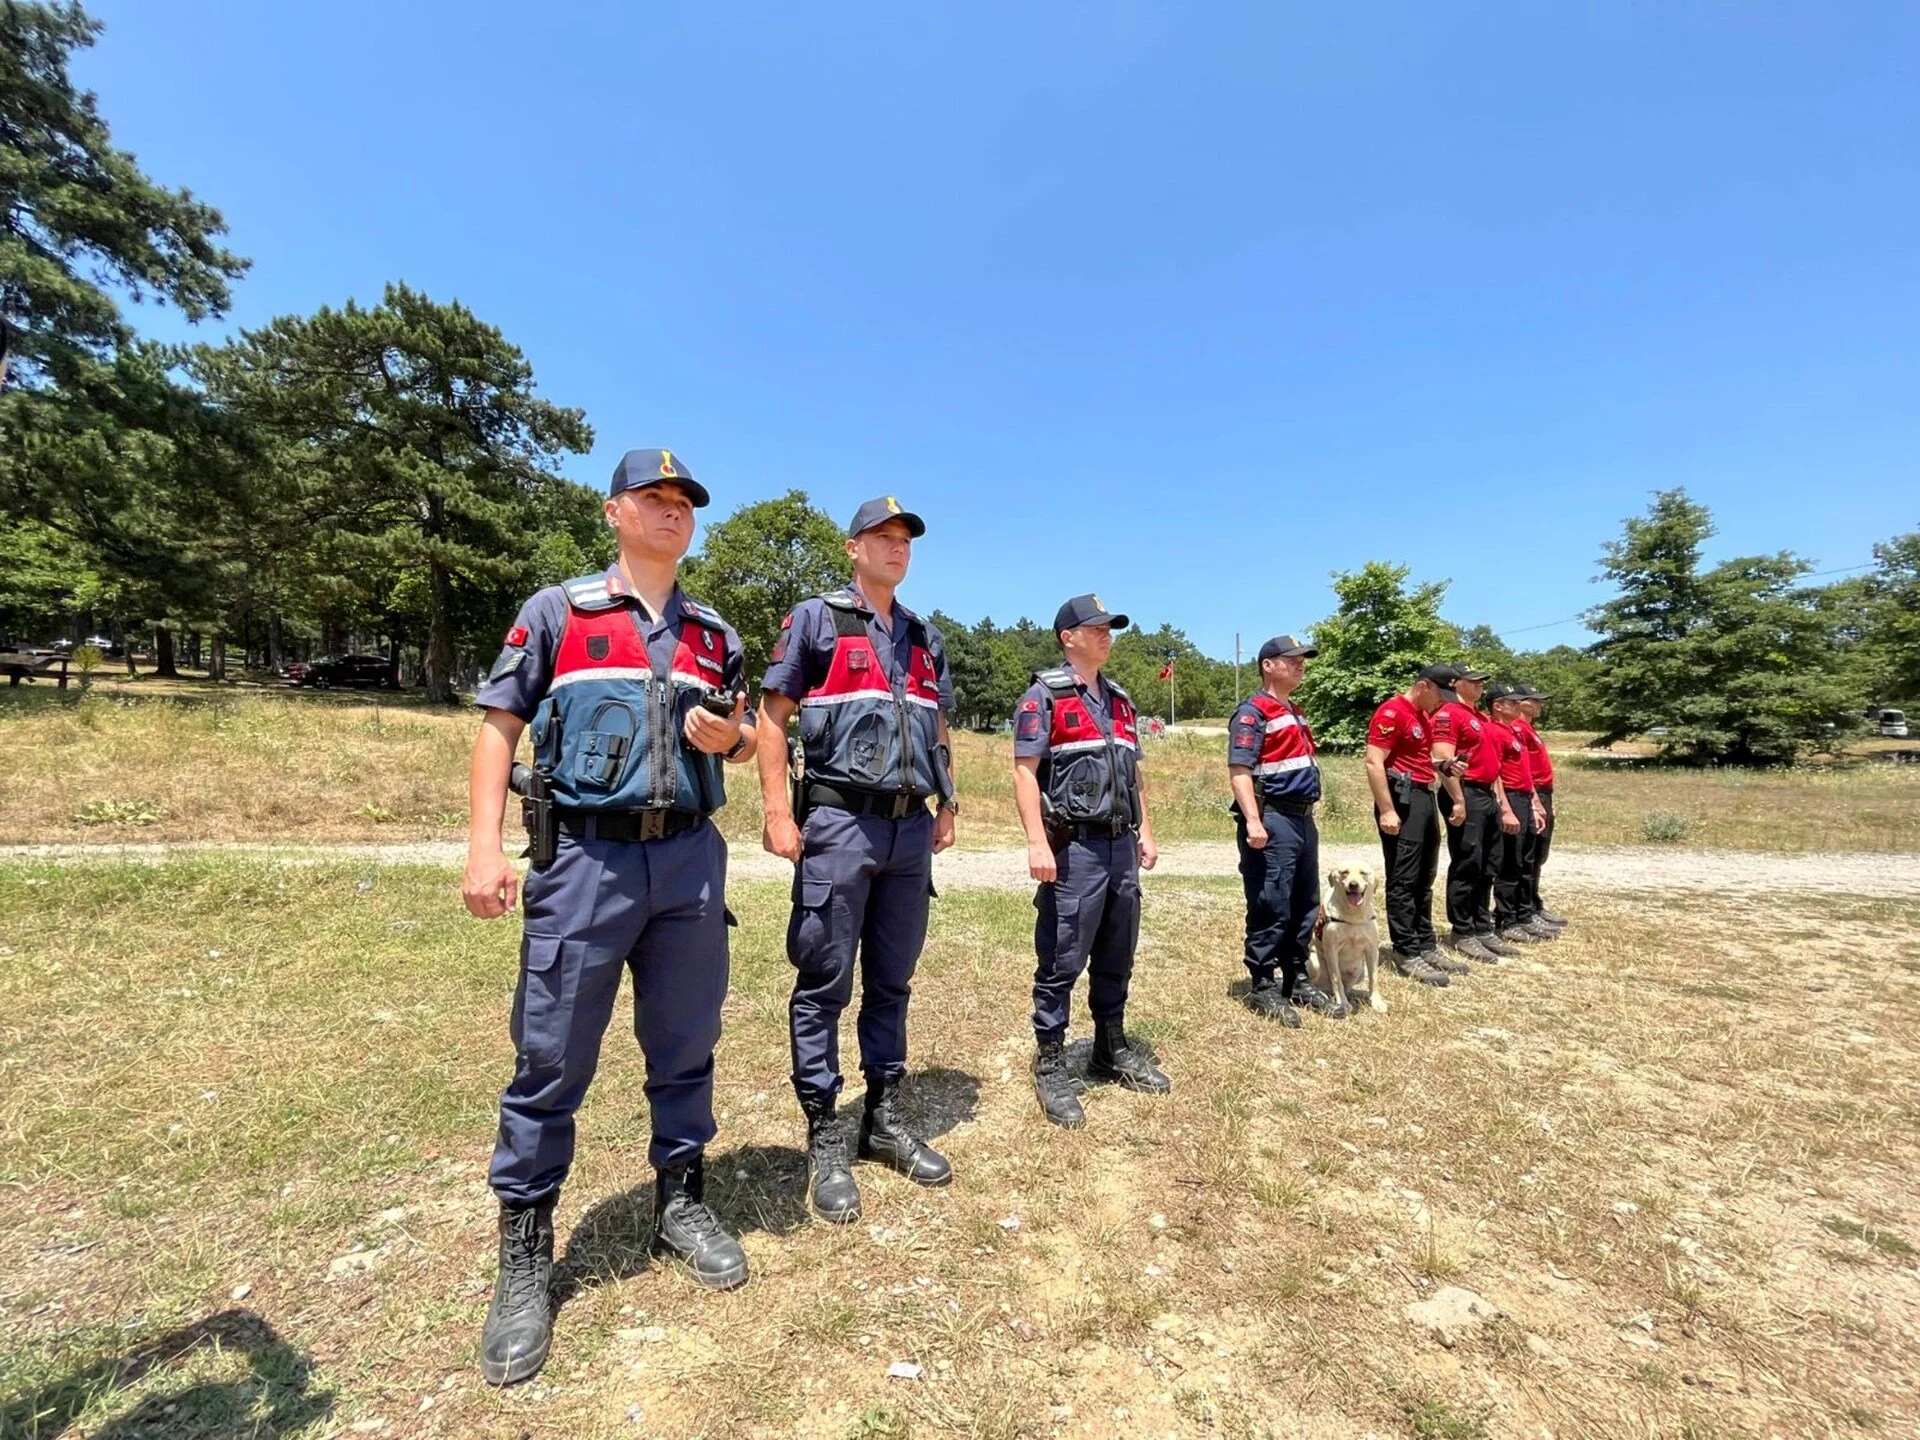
{"left": 1157, "top": 661, "right": 1175, "bottom": 681}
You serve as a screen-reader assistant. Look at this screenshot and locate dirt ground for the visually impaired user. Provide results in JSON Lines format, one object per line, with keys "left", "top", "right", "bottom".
{"left": 2, "top": 858, "right": 1916, "bottom": 1440}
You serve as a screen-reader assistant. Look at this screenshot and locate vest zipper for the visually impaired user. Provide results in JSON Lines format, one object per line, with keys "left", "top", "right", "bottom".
{"left": 655, "top": 676, "right": 674, "bottom": 808}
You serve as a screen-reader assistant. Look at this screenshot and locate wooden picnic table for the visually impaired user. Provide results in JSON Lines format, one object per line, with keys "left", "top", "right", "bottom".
{"left": 0, "top": 651, "right": 72, "bottom": 690}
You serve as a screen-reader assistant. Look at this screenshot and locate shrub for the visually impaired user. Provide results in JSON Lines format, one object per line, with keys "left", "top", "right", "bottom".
{"left": 1641, "top": 810, "right": 1692, "bottom": 843}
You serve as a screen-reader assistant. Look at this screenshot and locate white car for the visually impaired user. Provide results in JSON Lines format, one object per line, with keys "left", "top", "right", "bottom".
{"left": 1874, "top": 708, "right": 1908, "bottom": 738}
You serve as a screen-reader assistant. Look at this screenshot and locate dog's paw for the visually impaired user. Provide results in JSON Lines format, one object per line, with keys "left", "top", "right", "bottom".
{"left": 1370, "top": 993, "right": 1389, "bottom": 1014}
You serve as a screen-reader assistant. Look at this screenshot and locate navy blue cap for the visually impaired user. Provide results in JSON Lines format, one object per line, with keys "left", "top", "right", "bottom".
{"left": 1053, "top": 594, "right": 1129, "bottom": 634}
{"left": 610, "top": 449, "right": 710, "bottom": 508}
{"left": 1257, "top": 634, "right": 1317, "bottom": 661}
{"left": 848, "top": 496, "right": 926, "bottom": 538}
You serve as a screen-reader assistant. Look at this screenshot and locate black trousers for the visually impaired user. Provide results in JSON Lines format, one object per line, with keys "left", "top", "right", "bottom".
{"left": 1445, "top": 783, "right": 1499, "bottom": 936}
{"left": 1378, "top": 774, "right": 1440, "bottom": 956}
{"left": 1494, "top": 789, "right": 1538, "bottom": 929}
{"left": 1532, "top": 786, "right": 1555, "bottom": 910}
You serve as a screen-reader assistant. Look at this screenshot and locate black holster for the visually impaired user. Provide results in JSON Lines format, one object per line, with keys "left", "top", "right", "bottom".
{"left": 509, "top": 762, "right": 556, "bottom": 869}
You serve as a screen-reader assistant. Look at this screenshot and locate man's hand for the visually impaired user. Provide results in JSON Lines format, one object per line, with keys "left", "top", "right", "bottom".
{"left": 1499, "top": 805, "right": 1520, "bottom": 835}
{"left": 1244, "top": 818, "right": 1269, "bottom": 850}
{"left": 933, "top": 805, "right": 956, "bottom": 854}
{"left": 1377, "top": 807, "right": 1402, "bottom": 837}
{"left": 463, "top": 846, "right": 519, "bottom": 919}
{"left": 685, "top": 691, "right": 746, "bottom": 755}
{"left": 1138, "top": 830, "right": 1158, "bottom": 871}
{"left": 1448, "top": 802, "right": 1466, "bottom": 827}
{"left": 764, "top": 813, "right": 802, "bottom": 862}
{"left": 1532, "top": 801, "right": 1547, "bottom": 831}
{"left": 1027, "top": 839, "right": 1058, "bottom": 883}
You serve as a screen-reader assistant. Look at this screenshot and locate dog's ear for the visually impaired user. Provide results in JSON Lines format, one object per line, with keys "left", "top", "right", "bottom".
{"left": 1327, "top": 868, "right": 1342, "bottom": 890}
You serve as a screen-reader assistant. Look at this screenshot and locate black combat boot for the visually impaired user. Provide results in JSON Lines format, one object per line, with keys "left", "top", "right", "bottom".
{"left": 857, "top": 1075, "right": 952, "bottom": 1185}
{"left": 651, "top": 1158, "right": 748, "bottom": 1290}
{"left": 1243, "top": 976, "right": 1301, "bottom": 1026}
{"left": 1288, "top": 979, "right": 1350, "bottom": 1019}
{"left": 1087, "top": 1017, "right": 1172, "bottom": 1093}
{"left": 803, "top": 1101, "right": 862, "bottom": 1224}
{"left": 480, "top": 1193, "right": 556, "bottom": 1386}
{"left": 1032, "top": 1038, "right": 1086, "bottom": 1128}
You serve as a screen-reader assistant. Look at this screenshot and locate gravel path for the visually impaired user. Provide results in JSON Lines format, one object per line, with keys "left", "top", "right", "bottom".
{"left": 5, "top": 839, "right": 1917, "bottom": 897}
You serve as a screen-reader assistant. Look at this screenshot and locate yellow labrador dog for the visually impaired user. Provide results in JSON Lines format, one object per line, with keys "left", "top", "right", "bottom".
{"left": 1311, "top": 863, "right": 1387, "bottom": 1015}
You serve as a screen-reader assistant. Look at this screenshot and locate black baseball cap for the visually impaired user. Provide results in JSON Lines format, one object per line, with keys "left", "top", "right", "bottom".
{"left": 1418, "top": 663, "right": 1462, "bottom": 686}
{"left": 609, "top": 448, "right": 710, "bottom": 508}
{"left": 1257, "top": 634, "right": 1317, "bottom": 661}
{"left": 848, "top": 496, "right": 926, "bottom": 538}
{"left": 1515, "top": 683, "right": 1550, "bottom": 699}
{"left": 1054, "top": 594, "right": 1129, "bottom": 634}
{"left": 1453, "top": 666, "right": 1490, "bottom": 683}
{"left": 1485, "top": 680, "right": 1525, "bottom": 703}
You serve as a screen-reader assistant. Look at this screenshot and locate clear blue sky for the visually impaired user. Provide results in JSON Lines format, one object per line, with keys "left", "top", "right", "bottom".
{"left": 82, "top": 1, "right": 1919, "bottom": 660}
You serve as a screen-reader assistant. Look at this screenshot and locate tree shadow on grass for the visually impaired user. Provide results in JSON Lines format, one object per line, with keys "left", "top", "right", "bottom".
{"left": 1, "top": 1308, "right": 334, "bottom": 1440}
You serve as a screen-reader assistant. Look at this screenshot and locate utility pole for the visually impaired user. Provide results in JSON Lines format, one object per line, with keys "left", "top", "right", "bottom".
{"left": 1234, "top": 632, "right": 1242, "bottom": 702}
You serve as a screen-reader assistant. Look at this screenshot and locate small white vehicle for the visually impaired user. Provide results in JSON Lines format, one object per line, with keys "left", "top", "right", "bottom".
{"left": 1873, "top": 708, "right": 1908, "bottom": 738}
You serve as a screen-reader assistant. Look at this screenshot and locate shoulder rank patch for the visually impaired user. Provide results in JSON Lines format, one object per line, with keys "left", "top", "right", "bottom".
{"left": 1016, "top": 707, "right": 1044, "bottom": 742}
{"left": 488, "top": 648, "right": 525, "bottom": 681}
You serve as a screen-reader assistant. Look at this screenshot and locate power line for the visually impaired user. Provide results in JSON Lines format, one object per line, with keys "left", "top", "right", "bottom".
{"left": 1493, "top": 561, "right": 1878, "bottom": 641}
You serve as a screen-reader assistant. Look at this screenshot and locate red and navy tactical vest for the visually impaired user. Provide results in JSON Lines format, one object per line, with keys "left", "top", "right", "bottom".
{"left": 1034, "top": 667, "right": 1142, "bottom": 826}
{"left": 528, "top": 573, "right": 731, "bottom": 813}
{"left": 798, "top": 591, "right": 944, "bottom": 798}
{"left": 1243, "top": 691, "right": 1321, "bottom": 804}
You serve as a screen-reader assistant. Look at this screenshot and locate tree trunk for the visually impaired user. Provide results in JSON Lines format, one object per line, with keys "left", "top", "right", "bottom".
{"left": 124, "top": 635, "right": 137, "bottom": 675}
{"left": 185, "top": 629, "right": 202, "bottom": 669}
{"left": 322, "top": 618, "right": 346, "bottom": 656}
{"left": 268, "top": 616, "right": 284, "bottom": 671}
{"left": 424, "top": 560, "right": 456, "bottom": 703}
{"left": 153, "top": 625, "right": 179, "bottom": 678}
{"left": 209, "top": 633, "right": 227, "bottom": 681}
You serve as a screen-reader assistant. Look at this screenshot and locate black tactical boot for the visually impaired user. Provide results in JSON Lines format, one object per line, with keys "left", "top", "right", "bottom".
{"left": 1087, "top": 1018, "right": 1172, "bottom": 1093}
{"left": 1479, "top": 932, "right": 1521, "bottom": 958}
{"left": 804, "top": 1103, "right": 862, "bottom": 1224}
{"left": 480, "top": 1193, "right": 556, "bottom": 1386}
{"left": 1243, "top": 977, "right": 1301, "bottom": 1026}
{"left": 858, "top": 1075, "right": 952, "bottom": 1184}
{"left": 1289, "top": 980, "right": 1350, "bottom": 1019}
{"left": 1391, "top": 951, "right": 1451, "bottom": 987}
{"left": 1033, "top": 1039, "right": 1086, "bottom": 1128}
{"left": 651, "top": 1158, "right": 748, "bottom": 1290}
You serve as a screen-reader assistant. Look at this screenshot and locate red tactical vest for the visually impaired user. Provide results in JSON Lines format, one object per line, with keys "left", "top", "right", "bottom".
{"left": 798, "top": 593, "right": 944, "bottom": 797}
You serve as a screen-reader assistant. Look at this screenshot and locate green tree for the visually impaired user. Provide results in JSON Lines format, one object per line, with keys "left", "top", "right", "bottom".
{"left": 1858, "top": 527, "right": 1920, "bottom": 704}
{"left": 1511, "top": 643, "right": 1604, "bottom": 730}
{"left": 1457, "top": 623, "right": 1519, "bottom": 682}
{"left": 1587, "top": 490, "right": 1861, "bottom": 763}
{"left": 679, "top": 489, "right": 849, "bottom": 682}
{"left": 200, "top": 284, "right": 593, "bottom": 702}
{"left": 0, "top": 1, "right": 248, "bottom": 647}
{"left": 1295, "top": 562, "right": 1462, "bottom": 749}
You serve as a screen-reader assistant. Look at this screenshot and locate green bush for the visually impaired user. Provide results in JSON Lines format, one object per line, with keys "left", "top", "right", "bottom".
{"left": 1641, "top": 810, "right": 1693, "bottom": 843}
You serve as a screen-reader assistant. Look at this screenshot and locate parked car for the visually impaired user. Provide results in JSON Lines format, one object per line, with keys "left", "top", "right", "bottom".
{"left": 1871, "top": 708, "right": 1909, "bottom": 738}
{"left": 284, "top": 653, "right": 396, "bottom": 689}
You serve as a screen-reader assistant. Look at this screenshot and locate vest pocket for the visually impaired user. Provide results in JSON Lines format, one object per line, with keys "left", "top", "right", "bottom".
{"left": 578, "top": 700, "right": 640, "bottom": 790}
{"left": 844, "top": 709, "right": 892, "bottom": 787}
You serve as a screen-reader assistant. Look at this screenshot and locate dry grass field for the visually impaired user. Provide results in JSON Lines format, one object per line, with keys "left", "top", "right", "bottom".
{"left": 3, "top": 688, "right": 1919, "bottom": 853}
{"left": 3, "top": 857, "right": 1917, "bottom": 1440}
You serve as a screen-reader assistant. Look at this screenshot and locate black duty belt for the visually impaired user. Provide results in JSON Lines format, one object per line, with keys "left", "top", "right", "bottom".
{"left": 557, "top": 808, "right": 704, "bottom": 842}
{"left": 1261, "top": 799, "right": 1316, "bottom": 817}
{"left": 807, "top": 783, "right": 928, "bottom": 820}
{"left": 1462, "top": 780, "right": 1494, "bottom": 792}
{"left": 1049, "top": 818, "right": 1135, "bottom": 842}
{"left": 1389, "top": 769, "right": 1436, "bottom": 792}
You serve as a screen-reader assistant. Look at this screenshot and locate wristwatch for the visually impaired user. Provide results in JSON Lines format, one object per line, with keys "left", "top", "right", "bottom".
{"left": 724, "top": 731, "right": 752, "bottom": 761}
{"left": 938, "top": 796, "right": 960, "bottom": 815}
